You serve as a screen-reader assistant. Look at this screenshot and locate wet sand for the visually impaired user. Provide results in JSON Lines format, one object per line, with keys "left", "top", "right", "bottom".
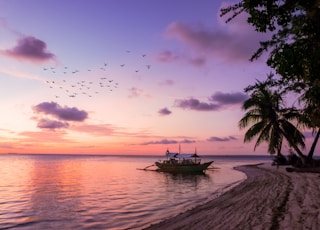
{"left": 145, "top": 163, "right": 320, "bottom": 230}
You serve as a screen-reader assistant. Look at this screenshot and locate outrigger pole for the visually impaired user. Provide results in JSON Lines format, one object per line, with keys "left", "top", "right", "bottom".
{"left": 137, "top": 164, "right": 155, "bottom": 171}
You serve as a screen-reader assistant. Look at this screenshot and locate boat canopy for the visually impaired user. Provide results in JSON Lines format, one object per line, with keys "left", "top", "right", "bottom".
{"left": 166, "top": 152, "right": 179, "bottom": 158}
{"left": 166, "top": 152, "right": 200, "bottom": 159}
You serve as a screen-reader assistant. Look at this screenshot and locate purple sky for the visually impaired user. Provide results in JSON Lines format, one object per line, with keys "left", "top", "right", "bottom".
{"left": 0, "top": 0, "right": 315, "bottom": 155}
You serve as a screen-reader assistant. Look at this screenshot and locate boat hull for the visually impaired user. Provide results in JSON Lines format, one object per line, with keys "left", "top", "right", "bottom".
{"left": 155, "top": 161, "right": 213, "bottom": 173}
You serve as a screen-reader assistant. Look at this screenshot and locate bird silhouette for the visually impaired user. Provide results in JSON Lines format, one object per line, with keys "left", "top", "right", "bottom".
{"left": 41, "top": 52, "right": 153, "bottom": 99}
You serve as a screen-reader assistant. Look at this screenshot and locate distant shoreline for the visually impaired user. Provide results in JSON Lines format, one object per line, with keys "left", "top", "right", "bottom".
{"left": 3, "top": 152, "right": 272, "bottom": 158}
{"left": 145, "top": 163, "right": 320, "bottom": 229}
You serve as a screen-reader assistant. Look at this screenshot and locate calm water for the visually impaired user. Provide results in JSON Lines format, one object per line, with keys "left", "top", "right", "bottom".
{"left": 0, "top": 154, "right": 271, "bottom": 229}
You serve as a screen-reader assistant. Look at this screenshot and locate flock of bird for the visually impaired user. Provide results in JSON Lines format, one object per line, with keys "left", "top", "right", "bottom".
{"left": 42, "top": 52, "right": 151, "bottom": 99}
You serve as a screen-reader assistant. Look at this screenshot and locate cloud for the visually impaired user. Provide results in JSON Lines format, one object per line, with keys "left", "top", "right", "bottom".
{"left": 155, "top": 50, "right": 180, "bottom": 63}
{"left": 188, "top": 57, "right": 207, "bottom": 67}
{"left": 140, "top": 139, "right": 178, "bottom": 145}
{"left": 0, "top": 17, "right": 23, "bottom": 37}
{"left": 174, "top": 91, "right": 247, "bottom": 112}
{"left": 0, "top": 143, "right": 15, "bottom": 149}
{"left": 33, "top": 101, "right": 88, "bottom": 122}
{"left": 207, "top": 136, "right": 237, "bottom": 142}
{"left": 164, "top": 21, "right": 256, "bottom": 62}
{"left": 209, "top": 92, "right": 248, "bottom": 105}
{"left": 162, "top": 5, "right": 271, "bottom": 65}
{"left": 180, "top": 139, "right": 196, "bottom": 144}
{"left": 128, "top": 87, "right": 151, "bottom": 98}
{"left": 2, "top": 36, "right": 55, "bottom": 63}
{"left": 0, "top": 67, "right": 43, "bottom": 80}
{"left": 174, "top": 98, "right": 221, "bottom": 111}
{"left": 71, "top": 124, "right": 114, "bottom": 136}
{"left": 139, "top": 138, "right": 195, "bottom": 145}
{"left": 19, "top": 130, "right": 70, "bottom": 143}
{"left": 37, "top": 118, "right": 69, "bottom": 129}
{"left": 158, "top": 107, "right": 172, "bottom": 116}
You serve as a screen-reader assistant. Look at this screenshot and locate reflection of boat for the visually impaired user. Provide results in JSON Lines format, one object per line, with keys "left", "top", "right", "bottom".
{"left": 155, "top": 148, "right": 213, "bottom": 174}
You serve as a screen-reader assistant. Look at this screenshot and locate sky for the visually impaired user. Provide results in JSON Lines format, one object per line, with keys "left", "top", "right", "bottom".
{"left": 0, "top": 0, "right": 315, "bottom": 155}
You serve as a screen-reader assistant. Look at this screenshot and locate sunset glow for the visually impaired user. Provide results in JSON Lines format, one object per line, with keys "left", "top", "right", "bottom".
{"left": 1, "top": 0, "right": 314, "bottom": 155}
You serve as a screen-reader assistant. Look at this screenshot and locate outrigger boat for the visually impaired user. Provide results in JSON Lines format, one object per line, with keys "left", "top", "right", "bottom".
{"left": 154, "top": 147, "right": 213, "bottom": 173}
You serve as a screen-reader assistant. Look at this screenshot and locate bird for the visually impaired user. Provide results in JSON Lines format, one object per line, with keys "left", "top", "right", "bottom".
{"left": 41, "top": 57, "right": 127, "bottom": 100}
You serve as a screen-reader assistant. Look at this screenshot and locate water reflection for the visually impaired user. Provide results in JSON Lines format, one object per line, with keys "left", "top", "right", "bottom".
{"left": 0, "top": 155, "right": 33, "bottom": 229}
{"left": 0, "top": 155, "right": 242, "bottom": 230}
{"left": 160, "top": 172, "right": 210, "bottom": 187}
{"left": 26, "top": 155, "right": 83, "bottom": 229}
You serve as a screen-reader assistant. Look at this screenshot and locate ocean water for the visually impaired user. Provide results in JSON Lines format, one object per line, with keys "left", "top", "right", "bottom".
{"left": 0, "top": 154, "right": 271, "bottom": 229}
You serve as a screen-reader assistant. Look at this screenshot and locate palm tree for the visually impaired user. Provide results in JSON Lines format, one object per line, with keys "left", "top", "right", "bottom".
{"left": 239, "top": 80, "right": 305, "bottom": 158}
{"left": 299, "top": 85, "right": 320, "bottom": 160}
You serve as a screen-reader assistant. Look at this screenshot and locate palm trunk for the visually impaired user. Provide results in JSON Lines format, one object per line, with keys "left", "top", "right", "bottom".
{"left": 291, "top": 144, "right": 305, "bottom": 159}
{"left": 307, "top": 128, "right": 320, "bottom": 160}
{"left": 283, "top": 132, "right": 305, "bottom": 158}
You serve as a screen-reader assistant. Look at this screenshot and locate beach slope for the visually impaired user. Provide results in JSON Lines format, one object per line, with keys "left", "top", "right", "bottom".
{"left": 145, "top": 164, "right": 320, "bottom": 230}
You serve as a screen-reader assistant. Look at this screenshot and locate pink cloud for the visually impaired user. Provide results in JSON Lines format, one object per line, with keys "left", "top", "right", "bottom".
{"left": 71, "top": 124, "right": 114, "bottom": 136}
{"left": 19, "top": 131, "right": 69, "bottom": 143}
{"left": 0, "top": 143, "right": 15, "bottom": 149}
{"left": 165, "top": 21, "right": 257, "bottom": 62}
{"left": 37, "top": 118, "right": 69, "bottom": 129}
{"left": 2, "top": 36, "right": 55, "bottom": 63}
{"left": 162, "top": 7, "right": 271, "bottom": 65}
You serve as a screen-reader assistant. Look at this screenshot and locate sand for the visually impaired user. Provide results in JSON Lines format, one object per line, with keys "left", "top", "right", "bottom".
{"left": 145, "top": 163, "right": 320, "bottom": 230}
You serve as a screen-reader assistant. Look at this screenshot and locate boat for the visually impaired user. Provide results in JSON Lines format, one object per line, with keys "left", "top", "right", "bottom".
{"left": 154, "top": 148, "right": 213, "bottom": 173}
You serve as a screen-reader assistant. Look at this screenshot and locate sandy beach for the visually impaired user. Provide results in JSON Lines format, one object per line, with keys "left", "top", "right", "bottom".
{"left": 145, "top": 163, "right": 320, "bottom": 230}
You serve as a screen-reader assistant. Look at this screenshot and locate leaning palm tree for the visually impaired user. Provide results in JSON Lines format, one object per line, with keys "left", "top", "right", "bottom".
{"left": 239, "top": 80, "right": 305, "bottom": 158}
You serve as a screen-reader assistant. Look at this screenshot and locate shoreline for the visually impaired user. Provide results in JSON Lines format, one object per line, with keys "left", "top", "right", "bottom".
{"left": 145, "top": 163, "right": 320, "bottom": 230}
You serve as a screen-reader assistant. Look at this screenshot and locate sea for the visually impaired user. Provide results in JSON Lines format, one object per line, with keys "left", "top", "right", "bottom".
{"left": 0, "top": 154, "right": 271, "bottom": 230}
